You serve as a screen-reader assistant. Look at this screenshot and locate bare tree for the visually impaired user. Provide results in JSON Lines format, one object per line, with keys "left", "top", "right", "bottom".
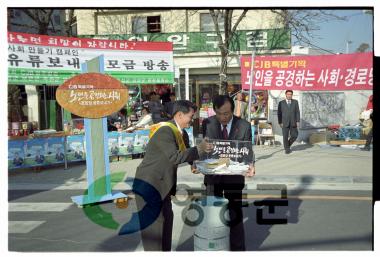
{"left": 209, "top": 9, "right": 248, "bottom": 94}
{"left": 271, "top": 10, "right": 346, "bottom": 50}
{"left": 64, "top": 9, "right": 76, "bottom": 36}
{"left": 8, "top": 9, "right": 65, "bottom": 126}
{"left": 19, "top": 9, "right": 55, "bottom": 35}
{"left": 8, "top": 84, "right": 24, "bottom": 122}
{"left": 356, "top": 43, "right": 370, "bottom": 53}
{"left": 209, "top": 9, "right": 347, "bottom": 93}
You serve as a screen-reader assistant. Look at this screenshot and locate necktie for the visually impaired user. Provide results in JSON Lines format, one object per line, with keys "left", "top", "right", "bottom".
{"left": 287, "top": 100, "right": 291, "bottom": 106}
{"left": 222, "top": 125, "right": 228, "bottom": 140}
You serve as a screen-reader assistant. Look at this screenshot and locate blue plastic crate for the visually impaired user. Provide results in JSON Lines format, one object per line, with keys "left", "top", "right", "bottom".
{"left": 338, "top": 126, "right": 361, "bottom": 140}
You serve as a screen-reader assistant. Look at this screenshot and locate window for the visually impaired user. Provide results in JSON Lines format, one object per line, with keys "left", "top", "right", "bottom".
{"left": 9, "top": 9, "right": 21, "bottom": 18}
{"left": 9, "top": 9, "right": 15, "bottom": 18}
{"left": 147, "top": 16, "right": 161, "bottom": 33}
{"left": 69, "top": 16, "right": 77, "bottom": 36}
{"left": 200, "top": 13, "right": 224, "bottom": 32}
{"left": 14, "top": 9, "right": 21, "bottom": 17}
{"left": 70, "top": 23, "right": 77, "bottom": 36}
{"left": 132, "top": 16, "right": 147, "bottom": 33}
{"left": 53, "top": 14, "right": 61, "bottom": 25}
{"left": 132, "top": 15, "right": 161, "bottom": 34}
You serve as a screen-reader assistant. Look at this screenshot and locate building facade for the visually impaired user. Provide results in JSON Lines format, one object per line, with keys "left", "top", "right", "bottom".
{"left": 72, "top": 9, "right": 291, "bottom": 134}
{"left": 72, "top": 9, "right": 371, "bottom": 140}
{"left": 8, "top": 9, "right": 68, "bottom": 131}
{"left": 8, "top": 9, "right": 371, "bottom": 142}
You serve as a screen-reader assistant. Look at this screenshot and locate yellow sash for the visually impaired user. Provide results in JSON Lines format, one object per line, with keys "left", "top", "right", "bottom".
{"left": 149, "top": 122, "right": 186, "bottom": 152}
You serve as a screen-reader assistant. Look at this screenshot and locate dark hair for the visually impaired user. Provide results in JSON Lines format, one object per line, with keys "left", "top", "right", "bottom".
{"left": 119, "top": 108, "right": 127, "bottom": 116}
{"left": 169, "top": 92, "right": 176, "bottom": 97}
{"left": 285, "top": 90, "right": 293, "bottom": 94}
{"left": 213, "top": 95, "right": 235, "bottom": 112}
{"left": 149, "top": 91, "right": 157, "bottom": 96}
{"left": 141, "top": 106, "right": 150, "bottom": 114}
{"left": 172, "top": 100, "right": 197, "bottom": 116}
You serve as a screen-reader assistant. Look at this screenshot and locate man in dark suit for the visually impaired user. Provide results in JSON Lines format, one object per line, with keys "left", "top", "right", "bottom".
{"left": 164, "top": 92, "right": 176, "bottom": 119}
{"left": 148, "top": 91, "right": 167, "bottom": 123}
{"left": 202, "top": 95, "right": 256, "bottom": 251}
{"left": 277, "top": 90, "right": 300, "bottom": 154}
{"left": 133, "top": 100, "right": 213, "bottom": 251}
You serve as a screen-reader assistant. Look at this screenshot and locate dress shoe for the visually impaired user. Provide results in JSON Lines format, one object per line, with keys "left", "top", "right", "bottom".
{"left": 361, "top": 146, "right": 370, "bottom": 151}
{"left": 285, "top": 149, "right": 291, "bottom": 154}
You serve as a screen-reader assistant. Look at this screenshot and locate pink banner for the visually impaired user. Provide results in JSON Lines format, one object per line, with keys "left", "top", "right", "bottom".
{"left": 241, "top": 52, "right": 372, "bottom": 90}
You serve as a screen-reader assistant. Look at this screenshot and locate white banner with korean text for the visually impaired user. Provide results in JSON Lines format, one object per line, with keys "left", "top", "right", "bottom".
{"left": 8, "top": 32, "right": 174, "bottom": 85}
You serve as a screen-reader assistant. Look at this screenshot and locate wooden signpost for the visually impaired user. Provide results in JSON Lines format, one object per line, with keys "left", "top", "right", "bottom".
{"left": 56, "top": 55, "right": 128, "bottom": 206}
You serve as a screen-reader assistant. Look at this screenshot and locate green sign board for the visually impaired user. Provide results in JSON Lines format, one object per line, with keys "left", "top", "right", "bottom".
{"left": 83, "top": 28, "right": 291, "bottom": 54}
{"left": 8, "top": 68, "right": 174, "bottom": 85}
{"left": 8, "top": 68, "right": 80, "bottom": 85}
{"left": 8, "top": 32, "right": 175, "bottom": 85}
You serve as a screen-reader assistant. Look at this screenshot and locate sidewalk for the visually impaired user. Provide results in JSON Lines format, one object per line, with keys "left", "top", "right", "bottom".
{"left": 8, "top": 143, "right": 373, "bottom": 252}
{"left": 8, "top": 144, "right": 373, "bottom": 191}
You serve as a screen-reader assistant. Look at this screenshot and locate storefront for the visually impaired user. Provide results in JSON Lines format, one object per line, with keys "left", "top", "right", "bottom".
{"left": 8, "top": 32, "right": 176, "bottom": 169}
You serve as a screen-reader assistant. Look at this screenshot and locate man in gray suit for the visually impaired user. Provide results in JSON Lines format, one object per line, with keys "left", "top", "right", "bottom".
{"left": 277, "top": 90, "right": 300, "bottom": 154}
{"left": 133, "top": 100, "right": 213, "bottom": 251}
{"left": 233, "top": 92, "right": 248, "bottom": 120}
{"left": 202, "top": 95, "right": 256, "bottom": 251}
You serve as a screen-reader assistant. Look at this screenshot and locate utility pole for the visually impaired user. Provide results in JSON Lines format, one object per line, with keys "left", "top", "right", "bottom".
{"left": 247, "top": 31, "right": 258, "bottom": 122}
{"left": 247, "top": 49, "right": 255, "bottom": 122}
{"left": 346, "top": 40, "right": 352, "bottom": 54}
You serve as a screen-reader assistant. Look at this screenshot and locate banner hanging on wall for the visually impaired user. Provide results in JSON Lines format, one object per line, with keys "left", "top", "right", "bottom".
{"left": 9, "top": 129, "right": 193, "bottom": 170}
{"left": 8, "top": 32, "right": 174, "bottom": 85}
{"left": 241, "top": 52, "right": 373, "bottom": 91}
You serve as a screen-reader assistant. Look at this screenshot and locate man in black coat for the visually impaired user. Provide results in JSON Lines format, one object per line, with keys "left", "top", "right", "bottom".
{"left": 202, "top": 95, "right": 256, "bottom": 251}
{"left": 164, "top": 92, "right": 176, "bottom": 119}
{"left": 133, "top": 100, "right": 213, "bottom": 251}
{"left": 148, "top": 91, "right": 167, "bottom": 123}
{"left": 277, "top": 90, "right": 300, "bottom": 154}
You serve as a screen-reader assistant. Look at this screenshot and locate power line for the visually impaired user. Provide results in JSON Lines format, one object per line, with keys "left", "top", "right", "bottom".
{"left": 297, "top": 40, "right": 337, "bottom": 55}
{"left": 346, "top": 12, "right": 367, "bottom": 18}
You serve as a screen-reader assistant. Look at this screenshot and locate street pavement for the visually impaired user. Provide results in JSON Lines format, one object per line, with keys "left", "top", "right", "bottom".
{"left": 9, "top": 143, "right": 373, "bottom": 191}
{"left": 8, "top": 143, "right": 373, "bottom": 251}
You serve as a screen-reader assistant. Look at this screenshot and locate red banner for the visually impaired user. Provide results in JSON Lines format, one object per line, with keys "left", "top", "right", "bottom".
{"left": 8, "top": 32, "right": 173, "bottom": 51}
{"left": 241, "top": 52, "right": 372, "bottom": 90}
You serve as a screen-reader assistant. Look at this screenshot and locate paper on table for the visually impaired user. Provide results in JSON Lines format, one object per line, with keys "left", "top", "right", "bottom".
{"left": 211, "top": 163, "right": 227, "bottom": 171}
{"left": 203, "top": 159, "right": 219, "bottom": 164}
{"left": 195, "top": 160, "right": 247, "bottom": 175}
